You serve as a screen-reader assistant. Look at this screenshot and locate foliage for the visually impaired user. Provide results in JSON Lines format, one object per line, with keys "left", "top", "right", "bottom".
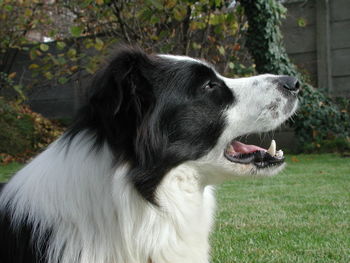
{"left": 62, "top": 1, "right": 240, "bottom": 59}
{"left": 0, "top": 0, "right": 255, "bottom": 92}
{"left": 0, "top": 72, "right": 25, "bottom": 102}
{"left": 0, "top": 98, "right": 34, "bottom": 162}
{"left": 72, "top": 0, "right": 254, "bottom": 76}
{"left": 240, "top": 0, "right": 350, "bottom": 152}
{"left": 0, "top": 0, "right": 45, "bottom": 53}
{"left": 0, "top": 0, "right": 113, "bottom": 89}
{"left": 240, "top": 0, "right": 292, "bottom": 75}
{"left": 0, "top": 98, "right": 64, "bottom": 164}
{"left": 296, "top": 86, "right": 350, "bottom": 152}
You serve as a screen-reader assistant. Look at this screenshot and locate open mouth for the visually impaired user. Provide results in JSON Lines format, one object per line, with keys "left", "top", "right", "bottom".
{"left": 224, "top": 140, "right": 284, "bottom": 169}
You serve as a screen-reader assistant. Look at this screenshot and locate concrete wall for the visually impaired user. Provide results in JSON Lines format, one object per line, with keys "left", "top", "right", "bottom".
{"left": 281, "top": 0, "right": 350, "bottom": 97}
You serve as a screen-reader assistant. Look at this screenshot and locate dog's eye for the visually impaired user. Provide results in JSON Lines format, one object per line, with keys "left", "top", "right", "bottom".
{"left": 203, "top": 82, "right": 219, "bottom": 90}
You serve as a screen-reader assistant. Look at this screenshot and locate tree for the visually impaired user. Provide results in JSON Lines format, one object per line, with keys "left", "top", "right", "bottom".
{"left": 1, "top": 0, "right": 255, "bottom": 99}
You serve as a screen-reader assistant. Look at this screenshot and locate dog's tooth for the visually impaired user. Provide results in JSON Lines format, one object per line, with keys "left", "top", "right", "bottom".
{"left": 275, "top": 150, "right": 284, "bottom": 158}
{"left": 267, "top": 140, "right": 276, "bottom": 156}
{"left": 227, "top": 144, "right": 235, "bottom": 154}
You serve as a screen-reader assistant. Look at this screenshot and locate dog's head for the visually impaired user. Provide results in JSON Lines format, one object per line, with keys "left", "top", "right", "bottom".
{"left": 68, "top": 47, "right": 299, "bottom": 202}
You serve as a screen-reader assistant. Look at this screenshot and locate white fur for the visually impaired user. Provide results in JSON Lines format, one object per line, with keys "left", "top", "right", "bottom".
{"left": 0, "top": 133, "right": 216, "bottom": 263}
{"left": 0, "top": 56, "right": 297, "bottom": 263}
{"left": 195, "top": 74, "right": 297, "bottom": 185}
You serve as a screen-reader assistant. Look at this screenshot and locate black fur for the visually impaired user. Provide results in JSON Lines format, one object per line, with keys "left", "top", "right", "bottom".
{"left": 0, "top": 183, "right": 50, "bottom": 262}
{"left": 0, "top": 211, "right": 51, "bottom": 263}
{"left": 66, "top": 47, "right": 234, "bottom": 203}
{"left": 0, "top": 47, "right": 235, "bottom": 263}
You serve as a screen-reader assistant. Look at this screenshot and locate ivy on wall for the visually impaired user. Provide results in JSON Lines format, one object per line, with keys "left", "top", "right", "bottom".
{"left": 240, "top": 0, "right": 350, "bottom": 152}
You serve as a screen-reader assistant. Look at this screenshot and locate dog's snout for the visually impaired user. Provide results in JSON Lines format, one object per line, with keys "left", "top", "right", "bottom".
{"left": 279, "top": 76, "right": 300, "bottom": 92}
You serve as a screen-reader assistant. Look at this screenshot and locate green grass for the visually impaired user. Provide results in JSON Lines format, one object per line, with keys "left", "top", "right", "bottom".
{"left": 0, "top": 162, "right": 22, "bottom": 182}
{"left": 211, "top": 154, "right": 350, "bottom": 263}
{"left": 1, "top": 155, "right": 349, "bottom": 262}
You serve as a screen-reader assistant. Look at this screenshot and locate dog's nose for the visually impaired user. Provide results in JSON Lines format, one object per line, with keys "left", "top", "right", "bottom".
{"left": 279, "top": 76, "right": 300, "bottom": 92}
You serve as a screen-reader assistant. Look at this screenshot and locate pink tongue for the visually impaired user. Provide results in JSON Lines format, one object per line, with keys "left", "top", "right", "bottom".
{"left": 232, "top": 141, "right": 266, "bottom": 154}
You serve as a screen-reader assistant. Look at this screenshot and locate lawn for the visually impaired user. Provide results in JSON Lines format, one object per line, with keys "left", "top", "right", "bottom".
{"left": 0, "top": 154, "right": 349, "bottom": 262}
{"left": 0, "top": 162, "right": 22, "bottom": 182}
{"left": 211, "top": 154, "right": 350, "bottom": 263}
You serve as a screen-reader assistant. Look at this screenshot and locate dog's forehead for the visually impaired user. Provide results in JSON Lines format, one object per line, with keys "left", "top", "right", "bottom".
{"left": 157, "top": 54, "right": 214, "bottom": 69}
{"left": 157, "top": 54, "right": 225, "bottom": 83}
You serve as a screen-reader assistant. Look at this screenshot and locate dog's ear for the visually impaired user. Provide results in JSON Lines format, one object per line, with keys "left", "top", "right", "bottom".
{"left": 66, "top": 47, "right": 155, "bottom": 155}
{"left": 89, "top": 47, "right": 154, "bottom": 123}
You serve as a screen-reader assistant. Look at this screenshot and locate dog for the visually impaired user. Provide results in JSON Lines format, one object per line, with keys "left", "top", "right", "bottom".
{"left": 0, "top": 47, "right": 299, "bottom": 263}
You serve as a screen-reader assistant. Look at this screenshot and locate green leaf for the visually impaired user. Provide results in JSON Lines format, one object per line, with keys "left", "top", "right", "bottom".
{"left": 209, "top": 14, "right": 222, "bottom": 25}
{"left": 13, "top": 85, "right": 26, "bottom": 101}
{"left": 150, "top": 15, "right": 160, "bottom": 25}
{"left": 44, "top": 72, "right": 54, "bottom": 80}
{"left": 24, "top": 8, "right": 33, "bottom": 17}
{"left": 56, "top": 41, "right": 66, "bottom": 50}
{"left": 297, "top": 18, "right": 307, "bottom": 27}
{"left": 29, "top": 64, "right": 39, "bottom": 69}
{"left": 40, "top": 44, "right": 49, "bottom": 52}
{"left": 70, "top": 26, "right": 84, "bottom": 37}
{"left": 159, "top": 30, "right": 168, "bottom": 39}
{"left": 160, "top": 44, "right": 172, "bottom": 53}
{"left": 80, "top": 0, "right": 93, "bottom": 8}
{"left": 85, "top": 62, "right": 98, "bottom": 74}
{"left": 139, "top": 9, "right": 153, "bottom": 20}
{"left": 48, "top": 30, "right": 57, "bottom": 38}
{"left": 165, "top": 0, "right": 177, "bottom": 9}
{"left": 67, "top": 48, "right": 77, "bottom": 58}
{"left": 4, "top": 5, "right": 13, "bottom": 12}
{"left": 58, "top": 77, "right": 68, "bottom": 84}
{"left": 29, "top": 48, "right": 37, "bottom": 60}
{"left": 57, "top": 57, "right": 67, "bottom": 65}
{"left": 217, "top": 46, "right": 225, "bottom": 55}
{"left": 214, "top": 0, "right": 222, "bottom": 8}
{"left": 173, "top": 5, "right": 187, "bottom": 21}
{"left": 192, "top": 42, "right": 201, "bottom": 50}
{"left": 147, "top": 0, "right": 163, "bottom": 9}
{"left": 94, "top": 38, "right": 104, "bottom": 51}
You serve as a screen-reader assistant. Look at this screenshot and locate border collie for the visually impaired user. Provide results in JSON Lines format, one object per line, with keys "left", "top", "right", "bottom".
{"left": 0, "top": 47, "right": 299, "bottom": 263}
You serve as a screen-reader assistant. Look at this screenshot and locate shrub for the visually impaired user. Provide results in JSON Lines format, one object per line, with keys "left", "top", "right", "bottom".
{"left": 0, "top": 98, "right": 64, "bottom": 164}
{"left": 295, "top": 84, "right": 350, "bottom": 152}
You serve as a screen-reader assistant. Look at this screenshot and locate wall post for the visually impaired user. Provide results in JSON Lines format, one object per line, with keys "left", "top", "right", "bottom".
{"left": 316, "top": 0, "right": 332, "bottom": 93}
